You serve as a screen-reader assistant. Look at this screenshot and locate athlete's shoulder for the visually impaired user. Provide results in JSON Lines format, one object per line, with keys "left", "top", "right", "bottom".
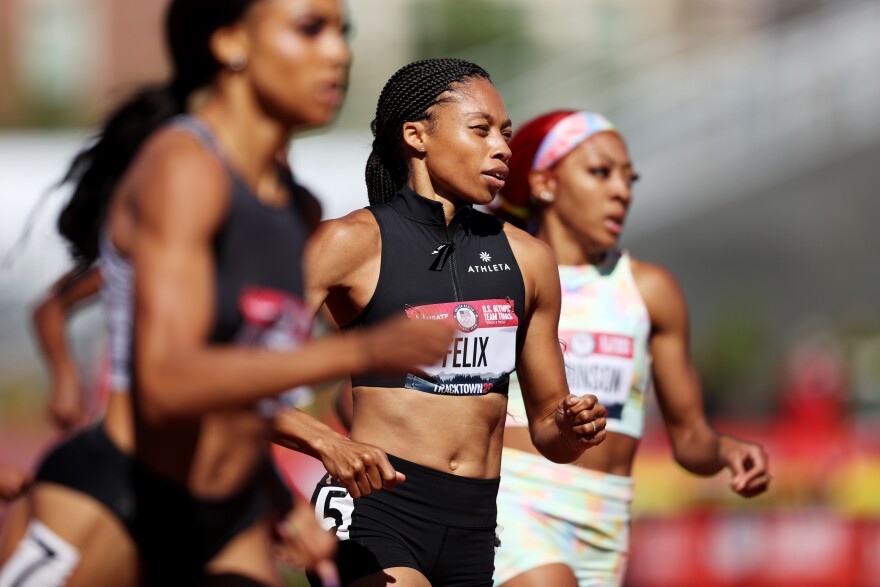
{"left": 502, "top": 221, "right": 557, "bottom": 266}
{"left": 629, "top": 256, "right": 680, "bottom": 294}
{"left": 306, "top": 209, "right": 380, "bottom": 289}
{"left": 130, "top": 128, "right": 230, "bottom": 229}
{"left": 308, "top": 208, "right": 379, "bottom": 259}
{"left": 313, "top": 208, "right": 378, "bottom": 241}
{"left": 629, "top": 256, "right": 687, "bottom": 321}
{"left": 140, "top": 126, "right": 227, "bottom": 184}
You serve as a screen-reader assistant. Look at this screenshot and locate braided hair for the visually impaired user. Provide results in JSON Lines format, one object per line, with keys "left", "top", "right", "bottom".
{"left": 365, "top": 58, "right": 491, "bottom": 205}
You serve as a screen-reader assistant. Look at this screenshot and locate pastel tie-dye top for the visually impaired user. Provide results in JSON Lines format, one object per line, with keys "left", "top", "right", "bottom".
{"left": 506, "top": 250, "right": 652, "bottom": 439}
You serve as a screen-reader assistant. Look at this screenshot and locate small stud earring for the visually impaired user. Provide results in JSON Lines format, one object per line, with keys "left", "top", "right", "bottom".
{"left": 539, "top": 190, "right": 555, "bottom": 203}
{"left": 227, "top": 54, "right": 247, "bottom": 72}
{"left": 419, "top": 147, "right": 426, "bottom": 153}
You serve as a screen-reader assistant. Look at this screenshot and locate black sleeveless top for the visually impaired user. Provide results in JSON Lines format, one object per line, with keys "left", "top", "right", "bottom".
{"left": 349, "top": 187, "right": 526, "bottom": 396}
{"left": 171, "top": 116, "right": 314, "bottom": 414}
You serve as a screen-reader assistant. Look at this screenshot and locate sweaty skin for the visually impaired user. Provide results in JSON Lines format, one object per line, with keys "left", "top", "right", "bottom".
{"left": 1, "top": 2, "right": 454, "bottom": 585}
{"left": 495, "top": 122, "right": 769, "bottom": 587}
{"left": 504, "top": 131, "right": 770, "bottom": 490}
{"left": 289, "top": 78, "right": 607, "bottom": 484}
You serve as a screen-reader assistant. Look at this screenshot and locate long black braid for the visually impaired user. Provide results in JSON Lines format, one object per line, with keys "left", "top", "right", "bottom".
{"left": 365, "top": 58, "right": 491, "bottom": 205}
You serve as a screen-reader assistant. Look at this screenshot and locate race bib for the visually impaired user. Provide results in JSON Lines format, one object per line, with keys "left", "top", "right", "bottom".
{"left": 404, "top": 299, "right": 518, "bottom": 395}
{"left": 235, "top": 288, "right": 315, "bottom": 415}
{"left": 560, "top": 331, "right": 634, "bottom": 415}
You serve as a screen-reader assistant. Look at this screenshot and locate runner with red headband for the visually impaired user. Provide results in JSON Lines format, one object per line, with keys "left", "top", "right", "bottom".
{"left": 491, "top": 110, "right": 771, "bottom": 587}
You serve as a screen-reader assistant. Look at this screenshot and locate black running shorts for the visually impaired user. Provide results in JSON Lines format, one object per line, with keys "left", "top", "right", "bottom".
{"left": 308, "top": 454, "right": 500, "bottom": 587}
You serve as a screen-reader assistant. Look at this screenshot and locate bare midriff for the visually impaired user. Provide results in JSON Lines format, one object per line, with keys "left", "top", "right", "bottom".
{"left": 135, "top": 405, "right": 270, "bottom": 500}
{"left": 351, "top": 386, "right": 508, "bottom": 478}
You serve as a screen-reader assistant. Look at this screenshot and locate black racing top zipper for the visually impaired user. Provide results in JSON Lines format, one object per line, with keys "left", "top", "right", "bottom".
{"left": 428, "top": 204, "right": 467, "bottom": 302}
{"left": 445, "top": 221, "right": 463, "bottom": 302}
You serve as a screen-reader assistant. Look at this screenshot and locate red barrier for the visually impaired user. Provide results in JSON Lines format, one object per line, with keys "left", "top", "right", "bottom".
{"left": 627, "top": 514, "right": 880, "bottom": 587}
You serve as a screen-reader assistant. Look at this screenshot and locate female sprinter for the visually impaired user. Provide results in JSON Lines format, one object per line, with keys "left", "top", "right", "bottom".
{"left": 491, "top": 110, "right": 771, "bottom": 587}
{"left": 0, "top": 1, "right": 453, "bottom": 586}
{"left": 13, "top": 206, "right": 331, "bottom": 579}
{"left": 295, "top": 59, "right": 608, "bottom": 587}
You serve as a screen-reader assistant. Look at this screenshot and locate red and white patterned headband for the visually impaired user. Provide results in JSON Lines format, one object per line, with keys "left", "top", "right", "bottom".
{"left": 532, "top": 111, "right": 617, "bottom": 170}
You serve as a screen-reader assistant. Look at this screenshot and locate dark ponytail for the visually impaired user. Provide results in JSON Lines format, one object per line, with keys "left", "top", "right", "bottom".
{"left": 58, "top": 86, "right": 183, "bottom": 267}
{"left": 366, "top": 58, "right": 491, "bottom": 206}
{"left": 57, "top": 0, "right": 258, "bottom": 269}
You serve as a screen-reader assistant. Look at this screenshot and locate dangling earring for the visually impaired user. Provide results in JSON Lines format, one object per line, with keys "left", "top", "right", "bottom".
{"left": 538, "top": 190, "right": 555, "bottom": 203}
{"left": 227, "top": 54, "right": 247, "bottom": 72}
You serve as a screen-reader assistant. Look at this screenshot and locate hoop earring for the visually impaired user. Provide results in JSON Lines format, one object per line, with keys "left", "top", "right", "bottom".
{"left": 227, "top": 54, "right": 247, "bottom": 72}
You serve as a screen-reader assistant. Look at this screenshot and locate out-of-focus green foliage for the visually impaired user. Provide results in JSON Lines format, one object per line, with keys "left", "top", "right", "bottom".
{"left": 408, "top": 0, "right": 539, "bottom": 83}
{"left": 693, "top": 301, "right": 775, "bottom": 417}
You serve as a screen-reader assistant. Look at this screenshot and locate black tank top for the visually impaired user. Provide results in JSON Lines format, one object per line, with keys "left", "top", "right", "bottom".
{"left": 349, "top": 187, "right": 526, "bottom": 396}
{"left": 171, "top": 116, "right": 314, "bottom": 414}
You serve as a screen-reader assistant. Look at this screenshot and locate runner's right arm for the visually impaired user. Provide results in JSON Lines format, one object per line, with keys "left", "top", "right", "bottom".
{"left": 633, "top": 260, "right": 770, "bottom": 497}
{"left": 32, "top": 267, "right": 103, "bottom": 431}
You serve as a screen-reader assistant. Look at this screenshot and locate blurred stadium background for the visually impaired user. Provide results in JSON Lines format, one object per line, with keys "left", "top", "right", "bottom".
{"left": 1, "top": 0, "right": 879, "bottom": 585}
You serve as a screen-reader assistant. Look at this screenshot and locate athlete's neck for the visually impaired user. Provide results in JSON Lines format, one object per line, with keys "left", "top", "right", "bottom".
{"left": 536, "top": 213, "right": 609, "bottom": 266}
{"left": 406, "top": 179, "right": 467, "bottom": 225}
{"left": 197, "top": 92, "right": 293, "bottom": 198}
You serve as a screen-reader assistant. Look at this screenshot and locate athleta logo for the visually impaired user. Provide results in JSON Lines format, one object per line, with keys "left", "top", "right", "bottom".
{"left": 469, "top": 250, "right": 511, "bottom": 273}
